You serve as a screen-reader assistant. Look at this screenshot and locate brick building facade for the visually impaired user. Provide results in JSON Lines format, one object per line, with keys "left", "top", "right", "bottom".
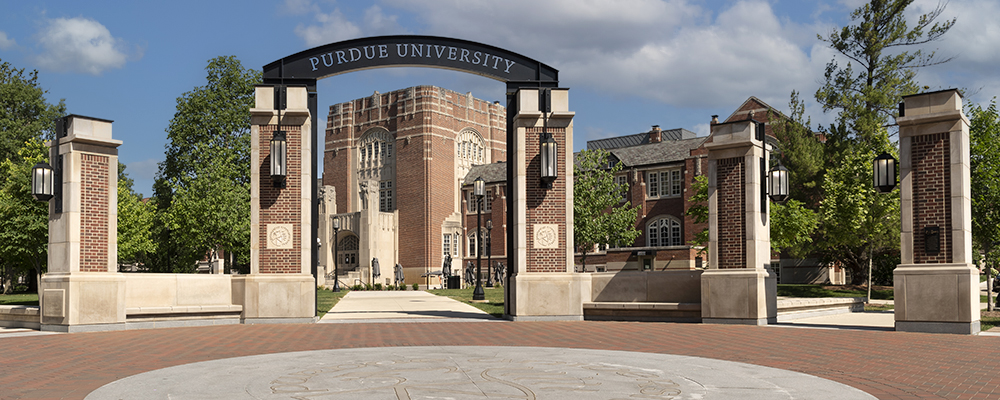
{"left": 322, "top": 86, "right": 506, "bottom": 286}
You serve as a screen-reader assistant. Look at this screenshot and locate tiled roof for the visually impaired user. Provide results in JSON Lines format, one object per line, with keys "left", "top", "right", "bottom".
{"left": 462, "top": 162, "right": 507, "bottom": 185}
{"left": 586, "top": 128, "right": 696, "bottom": 150}
{"left": 608, "top": 136, "right": 707, "bottom": 167}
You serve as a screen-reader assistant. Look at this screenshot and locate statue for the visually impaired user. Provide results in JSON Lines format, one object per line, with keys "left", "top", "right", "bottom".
{"left": 372, "top": 257, "right": 380, "bottom": 279}
{"left": 494, "top": 261, "right": 504, "bottom": 285}
{"left": 442, "top": 254, "right": 452, "bottom": 277}
{"left": 465, "top": 261, "right": 475, "bottom": 285}
{"left": 394, "top": 263, "right": 404, "bottom": 285}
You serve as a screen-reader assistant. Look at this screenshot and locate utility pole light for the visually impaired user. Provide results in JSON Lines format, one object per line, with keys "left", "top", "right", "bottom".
{"left": 331, "top": 217, "right": 340, "bottom": 292}
{"left": 768, "top": 162, "right": 789, "bottom": 203}
{"left": 874, "top": 152, "right": 897, "bottom": 193}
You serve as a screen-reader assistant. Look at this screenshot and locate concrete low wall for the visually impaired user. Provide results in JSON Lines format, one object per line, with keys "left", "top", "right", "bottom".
{"left": 124, "top": 274, "right": 242, "bottom": 317}
{"left": 591, "top": 270, "right": 702, "bottom": 303}
{"left": 585, "top": 270, "right": 703, "bottom": 322}
{"left": 0, "top": 305, "right": 40, "bottom": 329}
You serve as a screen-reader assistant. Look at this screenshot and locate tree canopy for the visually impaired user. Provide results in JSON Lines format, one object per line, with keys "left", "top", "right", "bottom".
{"left": 969, "top": 99, "right": 1000, "bottom": 262}
{"left": 150, "top": 56, "right": 260, "bottom": 273}
{"left": 573, "top": 149, "right": 640, "bottom": 270}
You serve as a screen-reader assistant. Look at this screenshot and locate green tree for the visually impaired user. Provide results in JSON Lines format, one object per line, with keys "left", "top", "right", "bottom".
{"left": 815, "top": 0, "right": 954, "bottom": 143}
{"left": 151, "top": 56, "right": 259, "bottom": 273}
{"left": 574, "top": 149, "right": 640, "bottom": 270}
{"left": 117, "top": 163, "right": 155, "bottom": 270}
{"left": 770, "top": 200, "right": 819, "bottom": 258}
{"left": 969, "top": 99, "right": 1000, "bottom": 291}
{"left": 816, "top": 146, "right": 900, "bottom": 284}
{"left": 811, "top": 0, "right": 952, "bottom": 284}
{"left": 0, "top": 59, "right": 65, "bottom": 162}
{"left": 0, "top": 139, "right": 50, "bottom": 293}
{"left": 770, "top": 91, "right": 825, "bottom": 205}
{"left": 0, "top": 59, "right": 64, "bottom": 293}
{"left": 686, "top": 175, "right": 708, "bottom": 252}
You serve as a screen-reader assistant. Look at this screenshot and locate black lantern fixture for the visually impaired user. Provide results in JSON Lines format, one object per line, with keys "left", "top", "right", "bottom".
{"left": 540, "top": 132, "right": 557, "bottom": 188}
{"left": 331, "top": 217, "right": 340, "bottom": 292}
{"left": 485, "top": 219, "right": 493, "bottom": 288}
{"left": 473, "top": 176, "right": 486, "bottom": 301}
{"left": 873, "top": 152, "right": 897, "bottom": 193}
{"left": 31, "top": 162, "right": 55, "bottom": 202}
{"left": 270, "top": 130, "right": 287, "bottom": 188}
{"left": 768, "top": 162, "right": 789, "bottom": 203}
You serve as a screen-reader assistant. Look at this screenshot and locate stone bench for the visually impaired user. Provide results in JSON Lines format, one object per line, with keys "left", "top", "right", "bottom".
{"left": 583, "top": 302, "right": 701, "bottom": 322}
{"left": 0, "top": 305, "right": 41, "bottom": 329}
{"left": 776, "top": 297, "right": 865, "bottom": 321}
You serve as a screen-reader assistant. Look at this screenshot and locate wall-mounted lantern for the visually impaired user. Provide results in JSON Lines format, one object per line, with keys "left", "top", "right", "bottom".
{"left": 540, "top": 131, "right": 557, "bottom": 188}
{"left": 873, "top": 152, "right": 897, "bottom": 193}
{"left": 31, "top": 162, "right": 55, "bottom": 202}
{"left": 768, "top": 162, "right": 789, "bottom": 203}
{"left": 270, "top": 130, "right": 287, "bottom": 188}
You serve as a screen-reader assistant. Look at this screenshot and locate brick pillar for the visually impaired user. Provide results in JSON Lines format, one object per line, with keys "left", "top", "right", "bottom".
{"left": 506, "top": 88, "right": 589, "bottom": 321}
{"left": 237, "top": 85, "right": 315, "bottom": 323}
{"left": 40, "top": 115, "right": 126, "bottom": 332}
{"left": 894, "top": 89, "right": 979, "bottom": 334}
{"left": 700, "top": 120, "right": 776, "bottom": 325}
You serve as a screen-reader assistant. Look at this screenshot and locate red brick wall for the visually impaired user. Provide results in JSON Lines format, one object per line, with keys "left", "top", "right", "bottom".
{"left": 81, "top": 154, "right": 109, "bottom": 272}
{"left": 912, "top": 132, "right": 952, "bottom": 263}
{"left": 259, "top": 124, "right": 302, "bottom": 274}
{"left": 716, "top": 157, "right": 745, "bottom": 269}
{"left": 526, "top": 126, "right": 567, "bottom": 273}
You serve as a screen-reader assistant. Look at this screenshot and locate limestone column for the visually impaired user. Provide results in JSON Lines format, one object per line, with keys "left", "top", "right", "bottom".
{"left": 239, "top": 85, "right": 315, "bottom": 323}
{"left": 40, "top": 115, "right": 125, "bottom": 332}
{"left": 506, "top": 88, "right": 589, "bottom": 321}
{"left": 894, "top": 89, "right": 979, "bottom": 334}
{"left": 701, "top": 119, "right": 777, "bottom": 325}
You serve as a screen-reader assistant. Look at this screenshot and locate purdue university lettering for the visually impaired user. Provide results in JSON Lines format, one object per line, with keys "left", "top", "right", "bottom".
{"left": 308, "top": 43, "right": 516, "bottom": 74}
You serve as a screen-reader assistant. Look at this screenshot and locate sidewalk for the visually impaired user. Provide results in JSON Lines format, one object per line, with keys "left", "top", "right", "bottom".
{"left": 319, "top": 290, "right": 498, "bottom": 322}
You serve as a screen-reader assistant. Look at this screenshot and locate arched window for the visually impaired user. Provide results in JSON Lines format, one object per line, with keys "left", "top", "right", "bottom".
{"left": 456, "top": 129, "right": 486, "bottom": 168}
{"left": 358, "top": 128, "right": 395, "bottom": 212}
{"left": 337, "top": 235, "right": 360, "bottom": 270}
{"left": 647, "top": 216, "right": 682, "bottom": 247}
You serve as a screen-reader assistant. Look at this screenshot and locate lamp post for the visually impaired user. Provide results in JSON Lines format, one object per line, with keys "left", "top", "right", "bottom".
{"left": 540, "top": 132, "right": 557, "bottom": 189}
{"left": 270, "top": 130, "right": 287, "bottom": 188}
{"left": 768, "top": 162, "right": 789, "bottom": 203}
{"left": 473, "top": 177, "right": 486, "bottom": 301}
{"left": 30, "top": 162, "right": 55, "bottom": 202}
{"left": 869, "top": 152, "right": 898, "bottom": 301}
{"left": 485, "top": 219, "right": 493, "bottom": 287}
{"left": 331, "top": 217, "right": 340, "bottom": 292}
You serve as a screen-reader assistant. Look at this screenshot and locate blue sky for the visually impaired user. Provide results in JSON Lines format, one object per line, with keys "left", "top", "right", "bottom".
{"left": 1, "top": 0, "right": 997, "bottom": 197}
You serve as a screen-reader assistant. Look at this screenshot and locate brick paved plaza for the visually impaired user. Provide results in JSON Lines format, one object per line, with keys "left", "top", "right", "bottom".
{"left": 2, "top": 320, "right": 1000, "bottom": 399}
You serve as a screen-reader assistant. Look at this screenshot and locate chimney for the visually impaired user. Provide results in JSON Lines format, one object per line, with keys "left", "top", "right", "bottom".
{"left": 711, "top": 115, "right": 719, "bottom": 125}
{"left": 649, "top": 125, "right": 662, "bottom": 143}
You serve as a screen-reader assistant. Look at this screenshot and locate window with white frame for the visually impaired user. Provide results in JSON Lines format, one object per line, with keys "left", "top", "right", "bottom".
{"left": 453, "top": 233, "right": 460, "bottom": 257}
{"left": 379, "top": 180, "right": 393, "bottom": 212}
{"left": 646, "top": 168, "right": 683, "bottom": 198}
{"left": 467, "top": 190, "right": 477, "bottom": 213}
{"left": 468, "top": 233, "right": 477, "bottom": 257}
{"left": 647, "top": 216, "right": 683, "bottom": 247}
{"left": 443, "top": 234, "right": 451, "bottom": 257}
{"left": 484, "top": 190, "right": 492, "bottom": 212}
{"left": 616, "top": 175, "right": 628, "bottom": 201}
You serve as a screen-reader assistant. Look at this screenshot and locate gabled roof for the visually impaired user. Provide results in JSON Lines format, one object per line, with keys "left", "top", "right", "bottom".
{"left": 723, "top": 96, "right": 788, "bottom": 123}
{"left": 608, "top": 136, "right": 707, "bottom": 167}
{"left": 462, "top": 162, "right": 507, "bottom": 185}
{"left": 586, "top": 128, "right": 697, "bottom": 150}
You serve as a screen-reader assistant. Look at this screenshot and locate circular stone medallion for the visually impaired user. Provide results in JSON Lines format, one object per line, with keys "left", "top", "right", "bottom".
{"left": 86, "top": 346, "right": 875, "bottom": 399}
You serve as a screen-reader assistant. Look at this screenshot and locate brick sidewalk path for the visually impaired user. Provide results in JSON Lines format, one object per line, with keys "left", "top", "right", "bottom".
{"left": 2, "top": 321, "right": 999, "bottom": 399}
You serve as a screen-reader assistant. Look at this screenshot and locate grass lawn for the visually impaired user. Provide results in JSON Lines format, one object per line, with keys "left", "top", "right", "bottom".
{"left": 429, "top": 286, "right": 505, "bottom": 318}
{"left": 777, "top": 284, "right": 893, "bottom": 300}
{"left": 0, "top": 293, "right": 39, "bottom": 306}
{"left": 316, "top": 288, "right": 350, "bottom": 318}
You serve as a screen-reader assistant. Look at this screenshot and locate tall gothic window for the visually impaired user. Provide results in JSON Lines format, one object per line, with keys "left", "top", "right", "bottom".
{"left": 358, "top": 128, "right": 395, "bottom": 210}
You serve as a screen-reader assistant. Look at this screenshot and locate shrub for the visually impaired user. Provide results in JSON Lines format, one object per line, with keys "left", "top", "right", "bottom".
{"left": 374, "top": 283, "right": 383, "bottom": 291}
{"left": 412, "top": 283, "right": 419, "bottom": 290}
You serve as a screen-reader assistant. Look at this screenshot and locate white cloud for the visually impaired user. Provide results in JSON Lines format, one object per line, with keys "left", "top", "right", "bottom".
{"left": 294, "top": 4, "right": 404, "bottom": 47}
{"left": 385, "top": 0, "right": 820, "bottom": 110}
{"left": 33, "top": 17, "right": 131, "bottom": 75}
{"left": 0, "top": 31, "right": 16, "bottom": 50}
